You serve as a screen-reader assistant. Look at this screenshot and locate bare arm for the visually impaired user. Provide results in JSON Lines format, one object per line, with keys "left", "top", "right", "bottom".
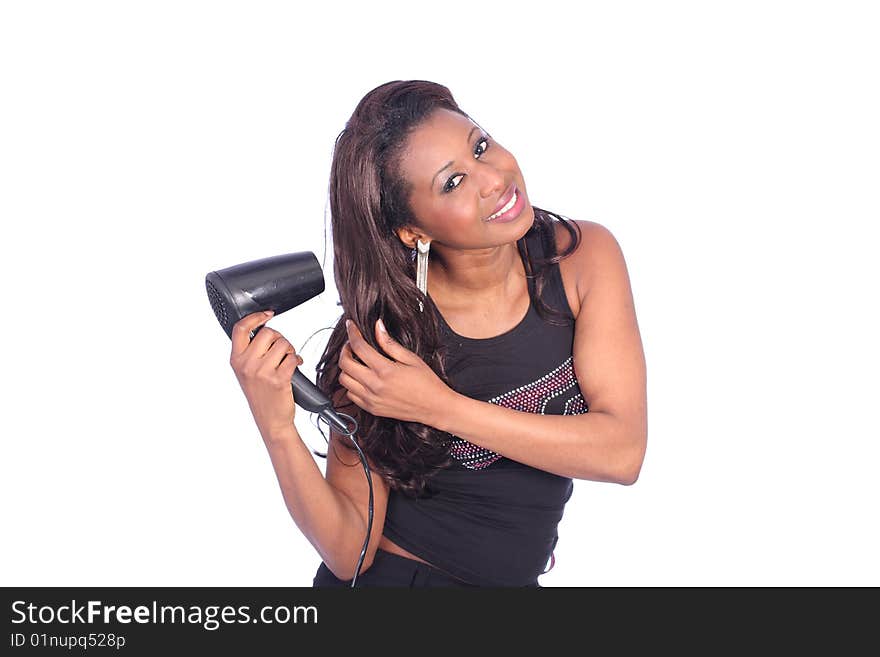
{"left": 261, "top": 394, "right": 389, "bottom": 581}
{"left": 431, "top": 221, "right": 647, "bottom": 484}
{"left": 229, "top": 310, "right": 389, "bottom": 581}
{"left": 433, "top": 400, "right": 640, "bottom": 483}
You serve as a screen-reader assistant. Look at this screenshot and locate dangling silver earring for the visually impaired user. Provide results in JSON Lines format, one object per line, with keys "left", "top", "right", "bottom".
{"left": 416, "top": 239, "right": 430, "bottom": 312}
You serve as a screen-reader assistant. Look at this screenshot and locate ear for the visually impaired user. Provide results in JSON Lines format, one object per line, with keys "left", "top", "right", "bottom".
{"left": 395, "top": 226, "right": 429, "bottom": 250}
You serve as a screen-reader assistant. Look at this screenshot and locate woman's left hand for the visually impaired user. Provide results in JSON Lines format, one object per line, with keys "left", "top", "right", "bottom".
{"left": 339, "top": 318, "right": 455, "bottom": 427}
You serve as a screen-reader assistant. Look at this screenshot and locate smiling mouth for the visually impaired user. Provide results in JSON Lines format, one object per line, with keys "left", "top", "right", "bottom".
{"left": 486, "top": 188, "right": 518, "bottom": 221}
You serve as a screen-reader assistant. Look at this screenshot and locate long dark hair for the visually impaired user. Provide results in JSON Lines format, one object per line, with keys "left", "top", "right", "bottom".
{"left": 314, "top": 80, "right": 582, "bottom": 498}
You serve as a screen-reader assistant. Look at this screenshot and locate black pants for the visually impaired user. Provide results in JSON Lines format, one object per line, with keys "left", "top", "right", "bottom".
{"left": 312, "top": 550, "right": 471, "bottom": 588}
{"left": 312, "top": 548, "right": 540, "bottom": 588}
{"left": 313, "top": 549, "right": 476, "bottom": 587}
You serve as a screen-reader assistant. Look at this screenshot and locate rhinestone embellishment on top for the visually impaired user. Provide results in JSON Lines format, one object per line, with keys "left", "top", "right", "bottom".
{"left": 447, "top": 356, "right": 588, "bottom": 470}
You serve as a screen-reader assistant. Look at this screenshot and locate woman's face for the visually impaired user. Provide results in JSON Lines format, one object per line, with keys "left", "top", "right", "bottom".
{"left": 396, "top": 109, "right": 535, "bottom": 251}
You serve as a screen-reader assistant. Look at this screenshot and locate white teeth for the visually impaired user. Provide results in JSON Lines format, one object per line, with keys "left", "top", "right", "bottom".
{"left": 487, "top": 190, "right": 517, "bottom": 220}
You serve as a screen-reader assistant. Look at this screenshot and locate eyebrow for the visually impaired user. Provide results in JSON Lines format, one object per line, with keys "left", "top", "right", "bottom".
{"left": 433, "top": 125, "right": 481, "bottom": 188}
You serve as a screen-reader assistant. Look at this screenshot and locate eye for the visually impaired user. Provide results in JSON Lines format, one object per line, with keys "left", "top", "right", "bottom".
{"left": 474, "top": 135, "right": 489, "bottom": 157}
{"left": 443, "top": 136, "right": 490, "bottom": 193}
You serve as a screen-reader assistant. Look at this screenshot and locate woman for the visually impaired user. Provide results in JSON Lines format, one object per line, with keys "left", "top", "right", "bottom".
{"left": 228, "top": 80, "right": 647, "bottom": 587}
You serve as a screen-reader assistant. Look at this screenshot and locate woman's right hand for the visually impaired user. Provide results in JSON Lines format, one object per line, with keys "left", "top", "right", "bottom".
{"left": 229, "top": 310, "right": 304, "bottom": 439}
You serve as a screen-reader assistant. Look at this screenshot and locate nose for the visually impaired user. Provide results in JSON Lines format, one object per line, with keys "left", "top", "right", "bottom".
{"left": 479, "top": 165, "right": 507, "bottom": 200}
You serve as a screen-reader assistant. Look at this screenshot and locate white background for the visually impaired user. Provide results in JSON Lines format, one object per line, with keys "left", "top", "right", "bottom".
{"left": 1, "top": 0, "right": 878, "bottom": 587}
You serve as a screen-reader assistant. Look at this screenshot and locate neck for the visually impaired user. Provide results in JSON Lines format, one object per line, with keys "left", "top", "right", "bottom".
{"left": 427, "top": 242, "right": 525, "bottom": 306}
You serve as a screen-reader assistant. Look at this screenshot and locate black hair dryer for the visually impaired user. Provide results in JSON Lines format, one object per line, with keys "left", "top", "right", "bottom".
{"left": 205, "top": 251, "right": 350, "bottom": 434}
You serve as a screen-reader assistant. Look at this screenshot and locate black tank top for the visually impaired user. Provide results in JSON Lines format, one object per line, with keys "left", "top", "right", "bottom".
{"left": 383, "top": 223, "right": 589, "bottom": 586}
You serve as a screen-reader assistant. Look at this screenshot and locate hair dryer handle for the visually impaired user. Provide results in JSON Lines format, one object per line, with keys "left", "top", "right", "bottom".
{"left": 291, "top": 368, "right": 353, "bottom": 436}
{"left": 290, "top": 368, "right": 332, "bottom": 413}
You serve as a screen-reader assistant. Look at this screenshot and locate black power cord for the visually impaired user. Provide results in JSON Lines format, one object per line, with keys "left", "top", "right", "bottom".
{"left": 316, "top": 412, "right": 372, "bottom": 588}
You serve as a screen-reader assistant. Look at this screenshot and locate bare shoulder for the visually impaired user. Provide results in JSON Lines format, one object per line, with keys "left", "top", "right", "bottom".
{"left": 553, "top": 219, "right": 623, "bottom": 319}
